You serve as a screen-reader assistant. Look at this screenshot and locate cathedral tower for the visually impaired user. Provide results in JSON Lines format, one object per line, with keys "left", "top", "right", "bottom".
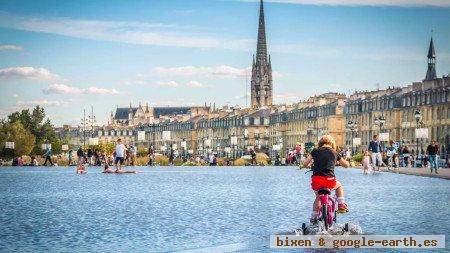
{"left": 424, "top": 37, "right": 437, "bottom": 81}
{"left": 250, "top": 0, "right": 273, "bottom": 108}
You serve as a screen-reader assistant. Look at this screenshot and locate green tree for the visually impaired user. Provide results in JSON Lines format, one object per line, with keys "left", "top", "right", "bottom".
{"left": 6, "top": 106, "right": 61, "bottom": 155}
{"left": 0, "top": 121, "right": 35, "bottom": 157}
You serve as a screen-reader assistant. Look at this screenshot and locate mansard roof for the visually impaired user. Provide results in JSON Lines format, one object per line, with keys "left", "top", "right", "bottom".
{"left": 153, "top": 107, "right": 191, "bottom": 118}
{"left": 114, "top": 107, "right": 137, "bottom": 120}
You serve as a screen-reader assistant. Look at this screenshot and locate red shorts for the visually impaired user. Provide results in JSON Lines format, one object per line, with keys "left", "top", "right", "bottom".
{"left": 311, "top": 175, "right": 337, "bottom": 191}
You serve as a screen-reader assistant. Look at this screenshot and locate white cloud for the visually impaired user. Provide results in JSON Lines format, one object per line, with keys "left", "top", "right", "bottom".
{"left": 0, "top": 67, "right": 60, "bottom": 82}
{"left": 16, "top": 100, "right": 69, "bottom": 107}
{"left": 0, "top": 44, "right": 23, "bottom": 51}
{"left": 0, "top": 99, "right": 70, "bottom": 119}
{"left": 157, "top": 81, "right": 179, "bottom": 88}
{"left": 186, "top": 81, "right": 208, "bottom": 88}
{"left": 0, "top": 13, "right": 252, "bottom": 50}
{"left": 84, "top": 86, "right": 119, "bottom": 95}
{"left": 242, "top": 0, "right": 450, "bottom": 7}
{"left": 151, "top": 65, "right": 251, "bottom": 78}
{"left": 42, "top": 83, "right": 119, "bottom": 95}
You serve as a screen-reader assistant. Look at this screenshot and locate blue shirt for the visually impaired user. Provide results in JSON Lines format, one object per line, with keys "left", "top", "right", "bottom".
{"left": 369, "top": 141, "right": 382, "bottom": 153}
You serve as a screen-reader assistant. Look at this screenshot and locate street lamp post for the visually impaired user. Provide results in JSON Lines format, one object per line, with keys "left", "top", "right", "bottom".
{"left": 88, "top": 105, "right": 96, "bottom": 138}
{"left": 80, "top": 109, "right": 88, "bottom": 147}
{"left": 374, "top": 114, "right": 386, "bottom": 149}
{"left": 244, "top": 129, "right": 249, "bottom": 155}
{"left": 264, "top": 129, "right": 269, "bottom": 156}
{"left": 414, "top": 109, "right": 422, "bottom": 163}
{"left": 181, "top": 138, "right": 187, "bottom": 161}
{"left": 347, "top": 120, "right": 358, "bottom": 155}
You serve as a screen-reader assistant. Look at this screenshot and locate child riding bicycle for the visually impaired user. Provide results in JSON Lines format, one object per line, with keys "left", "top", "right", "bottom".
{"left": 302, "top": 135, "right": 350, "bottom": 223}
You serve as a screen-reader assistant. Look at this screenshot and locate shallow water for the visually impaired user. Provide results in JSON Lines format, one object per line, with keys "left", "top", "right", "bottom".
{"left": 0, "top": 166, "right": 448, "bottom": 252}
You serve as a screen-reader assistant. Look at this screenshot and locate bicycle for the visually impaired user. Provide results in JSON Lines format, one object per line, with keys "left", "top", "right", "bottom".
{"left": 301, "top": 187, "right": 349, "bottom": 234}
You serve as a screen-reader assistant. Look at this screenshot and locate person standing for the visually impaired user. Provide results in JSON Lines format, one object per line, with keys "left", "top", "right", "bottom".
{"left": 250, "top": 148, "right": 257, "bottom": 165}
{"left": 87, "top": 148, "right": 93, "bottom": 165}
{"left": 368, "top": 134, "right": 383, "bottom": 170}
{"left": 129, "top": 145, "right": 137, "bottom": 166}
{"left": 43, "top": 146, "right": 53, "bottom": 166}
{"left": 114, "top": 139, "right": 127, "bottom": 172}
{"left": 68, "top": 149, "right": 74, "bottom": 166}
{"left": 401, "top": 145, "right": 411, "bottom": 168}
{"left": 147, "top": 145, "right": 154, "bottom": 166}
{"left": 345, "top": 148, "right": 352, "bottom": 162}
{"left": 77, "top": 146, "right": 85, "bottom": 165}
{"left": 427, "top": 140, "right": 439, "bottom": 174}
{"left": 169, "top": 145, "right": 175, "bottom": 165}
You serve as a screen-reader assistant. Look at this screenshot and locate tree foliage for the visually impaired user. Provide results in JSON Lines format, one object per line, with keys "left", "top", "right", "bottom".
{"left": 0, "top": 121, "right": 35, "bottom": 157}
{"left": 1, "top": 106, "right": 60, "bottom": 158}
{"left": 86, "top": 143, "right": 115, "bottom": 154}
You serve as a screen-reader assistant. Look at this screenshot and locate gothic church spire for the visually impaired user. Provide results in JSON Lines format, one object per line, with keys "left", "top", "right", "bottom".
{"left": 424, "top": 36, "right": 437, "bottom": 81}
{"left": 250, "top": 0, "right": 273, "bottom": 109}
{"left": 256, "top": 0, "right": 268, "bottom": 63}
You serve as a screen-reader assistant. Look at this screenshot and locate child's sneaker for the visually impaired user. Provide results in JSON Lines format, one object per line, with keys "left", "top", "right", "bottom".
{"left": 337, "top": 203, "right": 349, "bottom": 213}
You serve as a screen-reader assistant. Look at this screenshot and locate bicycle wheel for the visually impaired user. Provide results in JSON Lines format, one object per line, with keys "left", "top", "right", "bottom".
{"left": 322, "top": 204, "right": 328, "bottom": 231}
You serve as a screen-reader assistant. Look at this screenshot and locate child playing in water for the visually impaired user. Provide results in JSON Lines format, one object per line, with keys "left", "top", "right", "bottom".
{"left": 76, "top": 162, "right": 86, "bottom": 174}
{"left": 302, "top": 135, "right": 350, "bottom": 223}
{"left": 362, "top": 151, "right": 372, "bottom": 174}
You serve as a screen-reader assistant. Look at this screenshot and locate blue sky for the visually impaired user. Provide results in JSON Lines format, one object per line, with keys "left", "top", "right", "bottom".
{"left": 1, "top": 0, "right": 449, "bottom": 126}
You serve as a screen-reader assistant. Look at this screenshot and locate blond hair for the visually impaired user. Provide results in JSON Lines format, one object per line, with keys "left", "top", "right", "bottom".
{"left": 318, "top": 135, "right": 337, "bottom": 151}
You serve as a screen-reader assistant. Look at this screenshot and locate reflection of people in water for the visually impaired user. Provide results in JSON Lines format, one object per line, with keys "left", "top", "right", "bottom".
{"left": 103, "top": 164, "right": 115, "bottom": 173}
{"left": 103, "top": 164, "right": 138, "bottom": 174}
{"left": 115, "top": 170, "right": 138, "bottom": 174}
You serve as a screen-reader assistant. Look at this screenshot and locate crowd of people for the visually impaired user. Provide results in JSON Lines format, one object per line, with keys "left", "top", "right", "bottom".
{"left": 3, "top": 135, "right": 448, "bottom": 173}
{"left": 364, "top": 134, "right": 443, "bottom": 174}
{"left": 76, "top": 139, "right": 138, "bottom": 174}
{"left": 273, "top": 134, "right": 448, "bottom": 175}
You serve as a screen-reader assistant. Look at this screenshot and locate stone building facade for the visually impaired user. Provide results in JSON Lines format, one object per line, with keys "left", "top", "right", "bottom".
{"left": 345, "top": 76, "right": 450, "bottom": 155}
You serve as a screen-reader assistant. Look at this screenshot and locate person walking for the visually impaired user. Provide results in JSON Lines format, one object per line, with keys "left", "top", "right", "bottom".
{"left": 114, "top": 139, "right": 127, "bottom": 172}
{"left": 43, "top": 146, "right": 53, "bottom": 166}
{"left": 426, "top": 140, "right": 439, "bottom": 174}
{"left": 368, "top": 134, "right": 383, "bottom": 171}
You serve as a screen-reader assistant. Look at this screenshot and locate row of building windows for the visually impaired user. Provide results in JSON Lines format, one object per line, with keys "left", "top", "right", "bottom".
{"left": 345, "top": 88, "right": 449, "bottom": 115}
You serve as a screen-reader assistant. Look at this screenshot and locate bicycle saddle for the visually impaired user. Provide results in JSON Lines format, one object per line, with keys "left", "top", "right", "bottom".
{"left": 317, "top": 188, "right": 331, "bottom": 195}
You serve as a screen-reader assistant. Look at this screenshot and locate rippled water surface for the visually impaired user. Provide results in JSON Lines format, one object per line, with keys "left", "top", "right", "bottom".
{"left": 0, "top": 166, "right": 449, "bottom": 252}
